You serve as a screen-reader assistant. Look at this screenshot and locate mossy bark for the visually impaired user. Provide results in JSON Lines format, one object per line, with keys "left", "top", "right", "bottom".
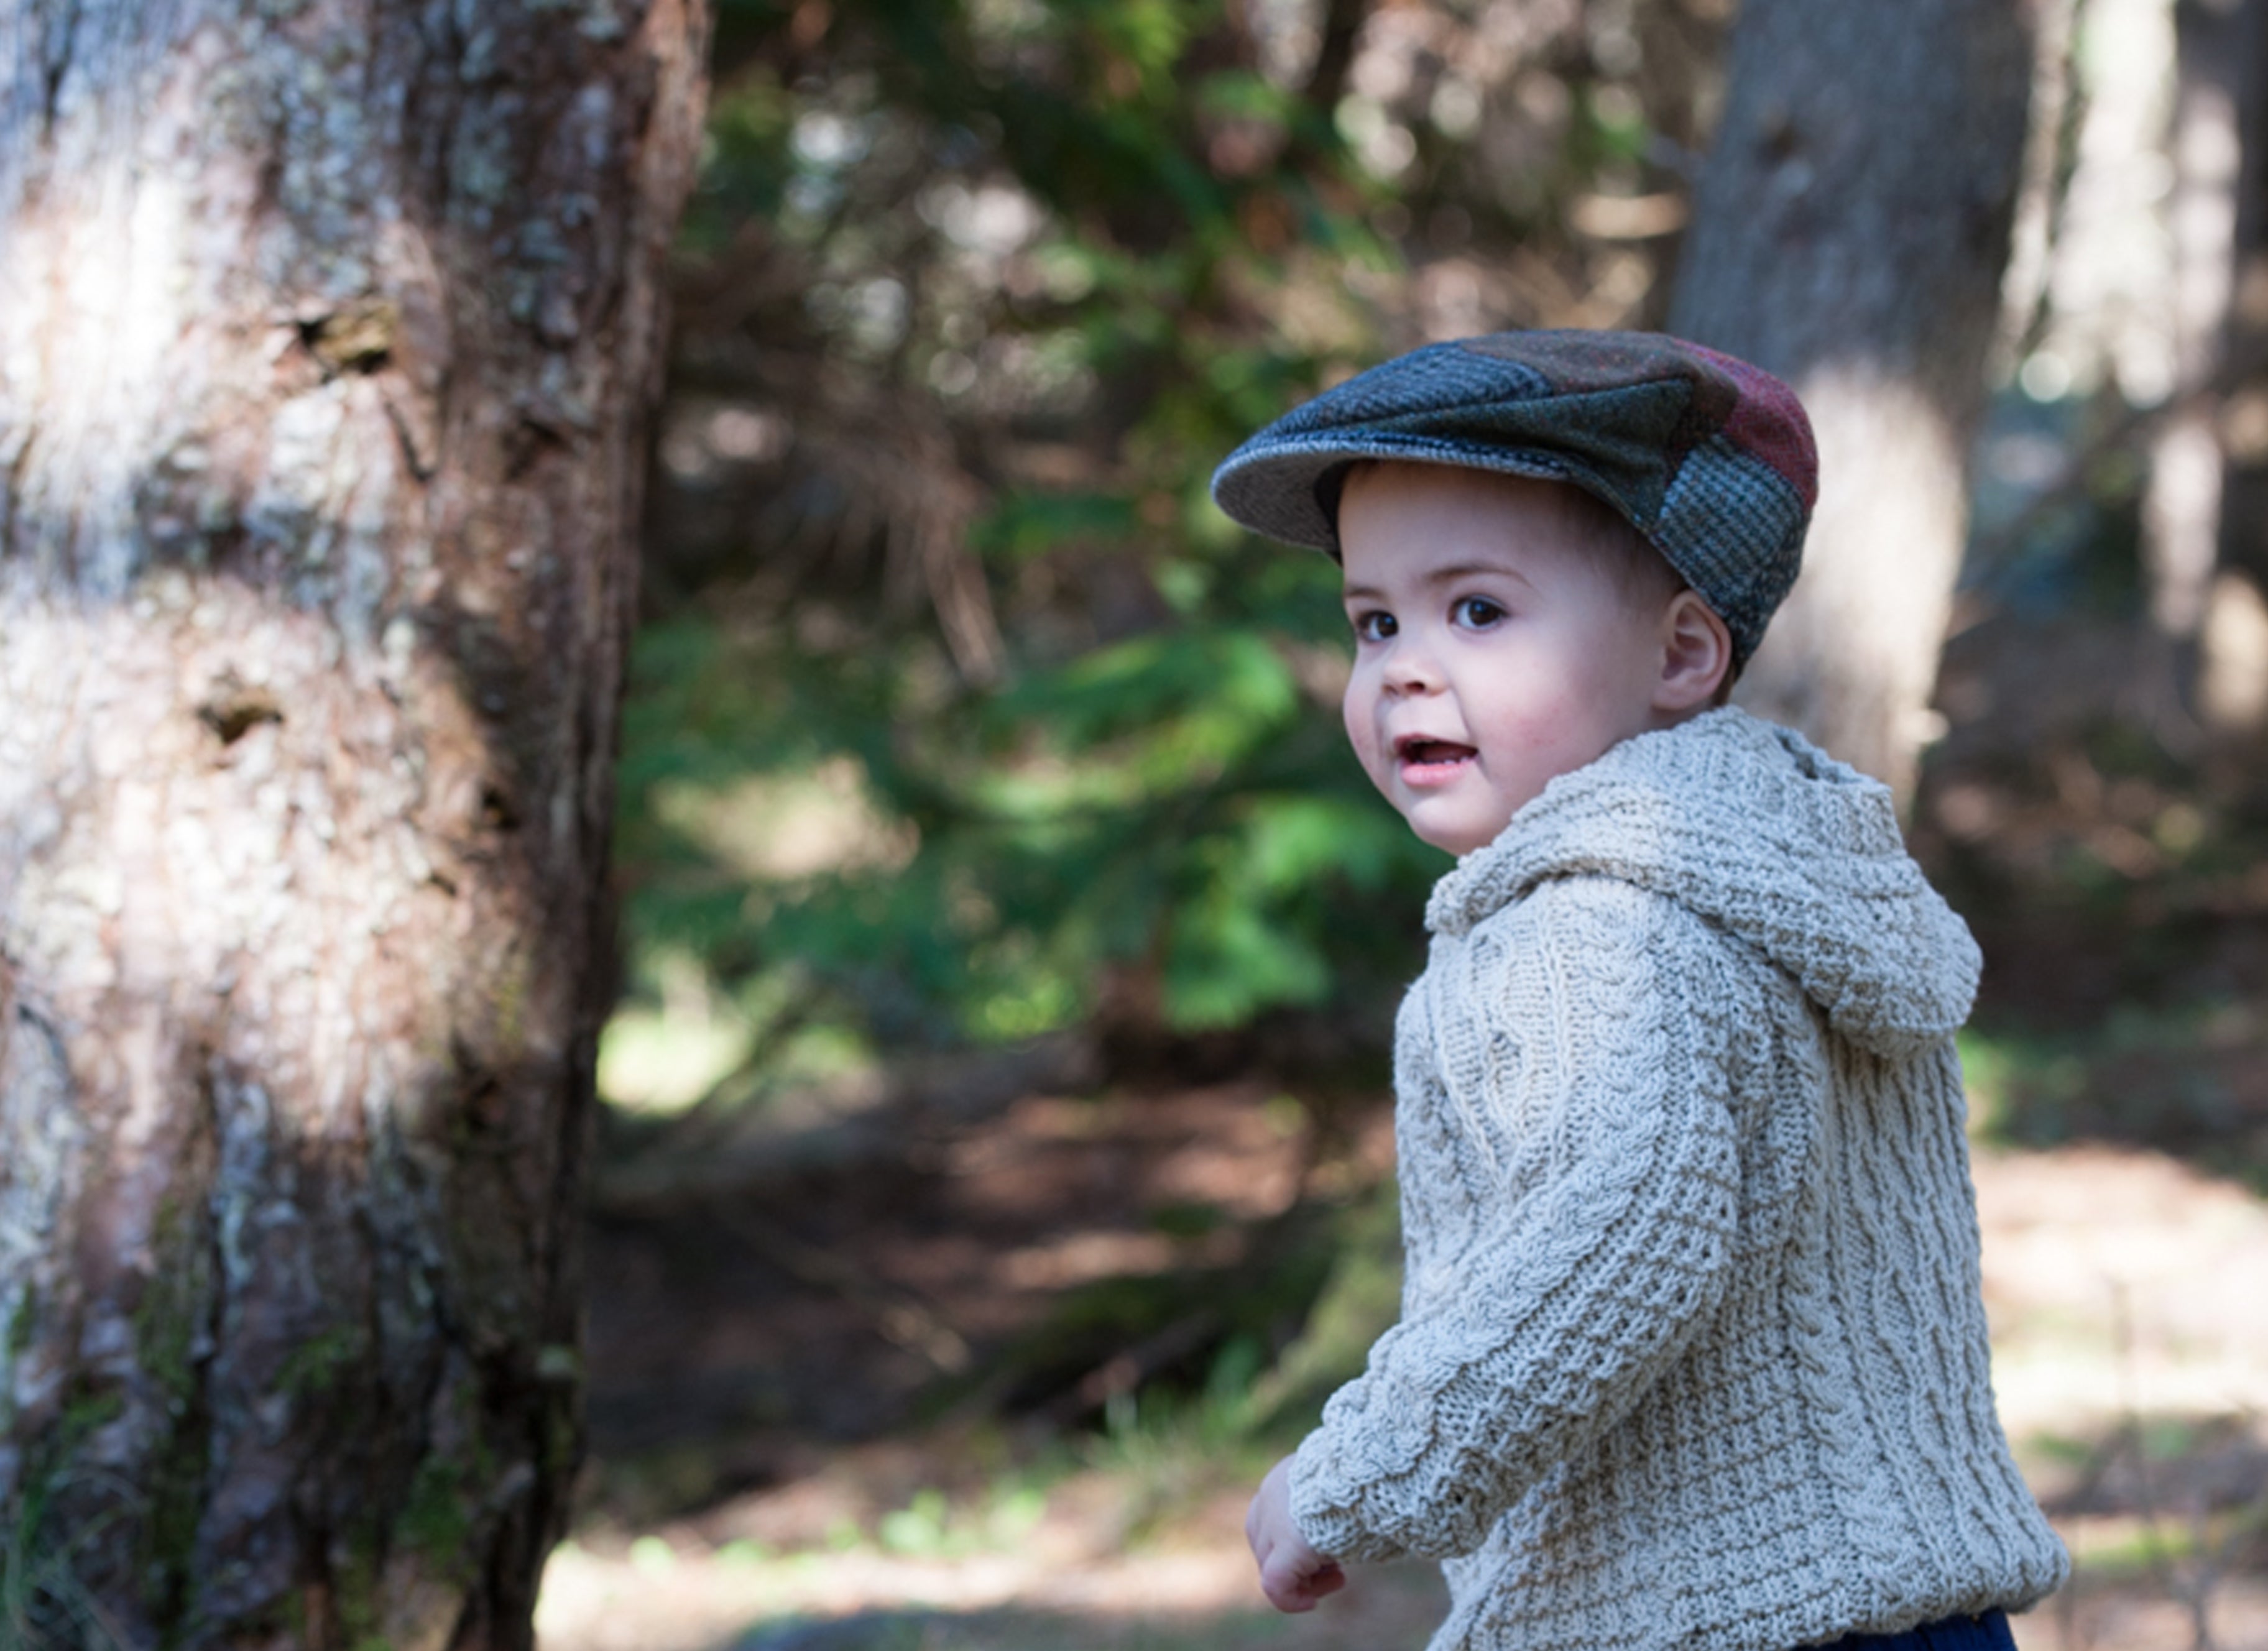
{"left": 0, "top": 2, "right": 709, "bottom": 1645}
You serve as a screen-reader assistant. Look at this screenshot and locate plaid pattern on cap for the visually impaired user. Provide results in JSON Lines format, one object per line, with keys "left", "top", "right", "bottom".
{"left": 1209, "top": 329, "right": 1817, "bottom": 665}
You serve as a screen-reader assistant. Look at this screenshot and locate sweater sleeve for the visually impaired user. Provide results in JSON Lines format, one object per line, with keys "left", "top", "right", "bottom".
{"left": 1289, "top": 877, "right": 1743, "bottom": 1563}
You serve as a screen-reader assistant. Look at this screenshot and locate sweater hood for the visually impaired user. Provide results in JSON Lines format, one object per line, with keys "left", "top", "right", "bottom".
{"left": 1426, "top": 707, "right": 1979, "bottom": 1059}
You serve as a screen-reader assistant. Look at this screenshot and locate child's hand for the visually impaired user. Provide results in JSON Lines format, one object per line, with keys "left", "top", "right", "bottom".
{"left": 1245, "top": 1455, "right": 1347, "bottom": 1613}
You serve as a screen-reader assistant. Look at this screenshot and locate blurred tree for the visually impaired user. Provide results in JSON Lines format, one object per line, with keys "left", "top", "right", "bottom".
{"left": 1671, "top": 0, "right": 2036, "bottom": 796}
{"left": 0, "top": 2, "right": 706, "bottom": 1645}
{"left": 1978, "top": 0, "right": 2268, "bottom": 744}
{"left": 2177, "top": 0, "right": 2268, "bottom": 740}
{"left": 2139, "top": 0, "right": 2243, "bottom": 689}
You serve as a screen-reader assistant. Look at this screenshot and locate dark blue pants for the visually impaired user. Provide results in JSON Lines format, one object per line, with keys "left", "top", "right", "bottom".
{"left": 1813, "top": 1608, "right": 2015, "bottom": 1650}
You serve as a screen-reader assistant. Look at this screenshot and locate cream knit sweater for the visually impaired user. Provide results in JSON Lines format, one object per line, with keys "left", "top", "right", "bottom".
{"left": 1289, "top": 708, "right": 2068, "bottom": 1650}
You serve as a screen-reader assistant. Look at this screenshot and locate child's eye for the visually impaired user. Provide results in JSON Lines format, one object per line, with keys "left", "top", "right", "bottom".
{"left": 1352, "top": 610, "right": 1397, "bottom": 642}
{"left": 1452, "top": 596, "right": 1506, "bottom": 628}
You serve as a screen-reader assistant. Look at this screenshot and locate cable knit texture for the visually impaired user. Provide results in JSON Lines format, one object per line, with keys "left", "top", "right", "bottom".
{"left": 1289, "top": 707, "right": 2068, "bottom": 1650}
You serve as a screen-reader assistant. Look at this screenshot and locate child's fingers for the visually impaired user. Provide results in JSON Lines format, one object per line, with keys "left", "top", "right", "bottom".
{"left": 1258, "top": 1555, "right": 1318, "bottom": 1614}
{"left": 1256, "top": 1544, "right": 1301, "bottom": 1611}
{"left": 1259, "top": 1550, "right": 1347, "bottom": 1613}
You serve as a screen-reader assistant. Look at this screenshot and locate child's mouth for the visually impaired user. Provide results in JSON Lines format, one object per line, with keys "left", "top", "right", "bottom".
{"left": 1395, "top": 737, "right": 1477, "bottom": 781}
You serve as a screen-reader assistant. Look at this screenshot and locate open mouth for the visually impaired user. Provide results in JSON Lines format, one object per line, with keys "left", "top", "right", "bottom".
{"left": 1394, "top": 735, "right": 1477, "bottom": 775}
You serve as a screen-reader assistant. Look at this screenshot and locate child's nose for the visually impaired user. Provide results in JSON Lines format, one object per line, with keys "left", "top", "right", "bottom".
{"left": 1381, "top": 637, "right": 1441, "bottom": 693}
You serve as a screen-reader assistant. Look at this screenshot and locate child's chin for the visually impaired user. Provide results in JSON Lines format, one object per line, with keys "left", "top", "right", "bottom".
{"left": 1406, "top": 809, "right": 1509, "bottom": 857}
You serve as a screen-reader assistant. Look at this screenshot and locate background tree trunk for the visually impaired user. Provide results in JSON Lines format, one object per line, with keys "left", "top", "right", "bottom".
{"left": 2197, "top": 0, "right": 2268, "bottom": 738}
{"left": 0, "top": 2, "right": 706, "bottom": 1646}
{"left": 1668, "top": 0, "right": 2036, "bottom": 797}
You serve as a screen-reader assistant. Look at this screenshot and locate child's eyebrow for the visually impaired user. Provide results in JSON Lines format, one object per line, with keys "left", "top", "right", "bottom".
{"left": 1342, "top": 561, "right": 1536, "bottom": 602}
{"left": 1426, "top": 560, "right": 1536, "bottom": 587}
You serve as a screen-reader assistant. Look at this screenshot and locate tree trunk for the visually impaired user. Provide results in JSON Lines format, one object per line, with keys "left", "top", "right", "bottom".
{"left": 2146, "top": 0, "right": 2244, "bottom": 641}
{"left": 1668, "top": 0, "right": 2035, "bottom": 797}
{"left": 0, "top": 3, "right": 707, "bottom": 1647}
{"left": 2198, "top": 0, "right": 2268, "bottom": 737}
{"left": 2132, "top": 0, "right": 2249, "bottom": 744}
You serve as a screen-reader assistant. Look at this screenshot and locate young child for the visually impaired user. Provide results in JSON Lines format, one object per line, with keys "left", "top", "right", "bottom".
{"left": 1208, "top": 331, "right": 2068, "bottom": 1651}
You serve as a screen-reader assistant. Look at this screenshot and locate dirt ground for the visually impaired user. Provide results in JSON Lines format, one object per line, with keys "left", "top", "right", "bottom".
{"left": 544, "top": 1099, "right": 2268, "bottom": 1651}
{"left": 1981, "top": 1146, "right": 2268, "bottom": 1651}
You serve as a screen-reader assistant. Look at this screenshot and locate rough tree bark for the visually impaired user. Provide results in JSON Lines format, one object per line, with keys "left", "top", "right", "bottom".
{"left": 0, "top": 2, "right": 706, "bottom": 1647}
{"left": 1669, "top": 0, "right": 2036, "bottom": 797}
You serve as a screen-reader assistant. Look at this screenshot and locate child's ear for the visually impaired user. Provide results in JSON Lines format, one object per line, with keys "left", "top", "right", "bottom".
{"left": 1654, "top": 591, "right": 1732, "bottom": 712}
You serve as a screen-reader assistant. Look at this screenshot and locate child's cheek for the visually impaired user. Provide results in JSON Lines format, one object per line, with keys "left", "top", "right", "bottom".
{"left": 1342, "top": 678, "right": 1386, "bottom": 790}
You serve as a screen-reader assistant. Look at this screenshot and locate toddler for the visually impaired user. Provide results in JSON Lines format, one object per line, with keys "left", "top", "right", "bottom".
{"left": 1209, "top": 331, "right": 2068, "bottom": 1650}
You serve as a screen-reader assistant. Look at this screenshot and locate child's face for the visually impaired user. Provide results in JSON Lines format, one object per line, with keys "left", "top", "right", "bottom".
{"left": 1338, "top": 462, "right": 1677, "bottom": 857}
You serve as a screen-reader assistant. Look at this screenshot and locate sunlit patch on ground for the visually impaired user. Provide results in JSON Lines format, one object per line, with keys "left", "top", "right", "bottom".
{"left": 536, "top": 1477, "right": 1448, "bottom": 1651}
{"left": 1981, "top": 1145, "right": 2268, "bottom": 1436}
{"left": 1979, "top": 1147, "right": 2268, "bottom": 1650}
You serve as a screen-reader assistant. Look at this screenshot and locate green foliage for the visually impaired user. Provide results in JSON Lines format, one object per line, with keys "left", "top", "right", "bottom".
{"left": 621, "top": 0, "right": 1451, "bottom": 1072}
{"left": 275, "top": 1327, "right": 365, "bottom": 1402}
{"left": 0, "top": 1397, "right": 131, "bottom": 1651}
{"left": 397, "top": 1452, "right": 476, "bottom": 1569}
{"left": 617, "top": 1, "right": 1705, "bottom": 1088}
{"left": 869, "top": 1482, "right": 1046, "bottom": 1558}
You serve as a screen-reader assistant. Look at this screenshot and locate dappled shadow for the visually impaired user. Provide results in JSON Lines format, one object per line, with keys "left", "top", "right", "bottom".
{"left": 579, "top": 1077, "right": 1396, "bottom": 1527}
{"left": 535, "top": 1533, "right": 1452, "bottom": 1651}
{"left": 2034, "top": 1414, "right": 2268, "bottom": 1527}
{"left": 1969, "top": 1144, "right": 2268, "bottom": 1649}
{"left": 2012, "top": 1410, "right": 2268, "bottom": 1651}
{"left": 721, "top": 1596, "right": 1439, "bottom": 1651}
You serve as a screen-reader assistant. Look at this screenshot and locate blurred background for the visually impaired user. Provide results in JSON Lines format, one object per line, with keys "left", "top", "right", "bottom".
{"left": 547, "top": 1, "right": 2268, "bottom": 1646}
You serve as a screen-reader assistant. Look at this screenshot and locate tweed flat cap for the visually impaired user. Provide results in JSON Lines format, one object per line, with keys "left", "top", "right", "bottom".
{"left": 1209, "top": 329, "right": 1817, "bottom": 665}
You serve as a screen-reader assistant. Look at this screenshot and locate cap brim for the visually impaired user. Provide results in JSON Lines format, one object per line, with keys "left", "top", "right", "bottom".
{"left": 1210, "top": 432, "right": 1575, "bottom": 553}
